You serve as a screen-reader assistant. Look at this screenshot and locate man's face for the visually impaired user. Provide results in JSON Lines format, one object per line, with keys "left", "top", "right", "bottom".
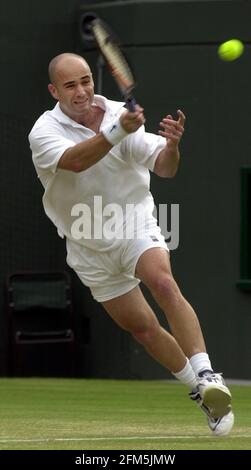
{"left": 48, "top": 57, "right": 95, "bottom": 121}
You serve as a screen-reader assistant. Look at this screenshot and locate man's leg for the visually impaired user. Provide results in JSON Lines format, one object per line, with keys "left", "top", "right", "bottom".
{"left": 135, "top": 247, "right": 206, "bottom": 358}
{"left": 102, "top": 285, "right": 193, "bottom": 376}
{"left": 135, "top": 247, "right": 233, "bottom": 433}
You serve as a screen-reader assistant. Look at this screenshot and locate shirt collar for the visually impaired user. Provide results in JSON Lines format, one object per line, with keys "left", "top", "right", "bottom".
{"left": 51, "top": 95, "right": 125, "bottom": 128}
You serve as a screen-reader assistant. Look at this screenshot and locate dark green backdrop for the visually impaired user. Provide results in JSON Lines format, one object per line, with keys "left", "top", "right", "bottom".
{"left": 0, "top": 0, "right": 250, "bottom": 378}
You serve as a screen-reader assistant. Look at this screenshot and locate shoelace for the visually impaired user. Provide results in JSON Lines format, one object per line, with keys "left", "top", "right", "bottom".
{"left": 197, "top": 372, "right": 225, "bottom": 386}
{"left": 189, "top": 389, "right": 200, "bottom": 401}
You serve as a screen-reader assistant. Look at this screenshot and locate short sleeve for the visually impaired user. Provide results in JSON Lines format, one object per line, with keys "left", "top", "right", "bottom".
{"left": 29, "top": 123, "right": 76, "bottom": 175}
{"left": 121, "top": 125, "right": 166, "bottom": 171}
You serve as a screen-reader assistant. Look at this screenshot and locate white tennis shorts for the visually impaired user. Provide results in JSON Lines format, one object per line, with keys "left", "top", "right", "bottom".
{"left": 66, "top": 225, "right": 168, "bottom": 302}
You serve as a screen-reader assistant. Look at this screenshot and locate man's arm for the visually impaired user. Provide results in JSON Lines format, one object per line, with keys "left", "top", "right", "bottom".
{"left": 153, "top": 109, "right": 185, "bottom": 178}
{"left": 58, "top": 133, "right": 112, "bottom": 172}
{"left": 58, "top": 106, "right": 145, "bottom": 173}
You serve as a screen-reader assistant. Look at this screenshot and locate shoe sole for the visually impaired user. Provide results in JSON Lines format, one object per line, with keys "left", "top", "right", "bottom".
{"left": 202, "top": 385, "right": 232, "bottom": 419}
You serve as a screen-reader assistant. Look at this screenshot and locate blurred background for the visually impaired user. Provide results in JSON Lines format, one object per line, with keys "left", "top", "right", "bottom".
{"left": 0, "top": 0, "right": 250, "bottom": 380}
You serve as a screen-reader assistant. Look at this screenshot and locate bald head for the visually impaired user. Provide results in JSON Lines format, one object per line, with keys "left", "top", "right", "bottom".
{"left": 47, "top": 52, "right": 95, "bottom": 122}
{"left": 48, "top": 53, "right": 90, "bottom": 85}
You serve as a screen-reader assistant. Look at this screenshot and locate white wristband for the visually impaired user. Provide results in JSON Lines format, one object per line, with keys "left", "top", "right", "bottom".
{"left": 102, "top": 117, "right": 128, "bottom": 146}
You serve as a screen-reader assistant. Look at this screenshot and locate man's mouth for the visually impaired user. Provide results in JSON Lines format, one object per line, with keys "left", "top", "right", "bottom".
{"left": 74, "top": 100, "right": 88, "bottom": 105}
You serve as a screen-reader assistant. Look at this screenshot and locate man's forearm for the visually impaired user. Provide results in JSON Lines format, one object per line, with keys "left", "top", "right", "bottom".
{"left": 57, "top": 133, "right": 113, "bottom": 173}
{"left": 154, "top": 145, "right": 180, "bottom": 178}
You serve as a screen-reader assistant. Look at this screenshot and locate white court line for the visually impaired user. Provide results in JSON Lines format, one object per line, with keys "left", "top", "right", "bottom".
{"left": 0, "top": 434, "right": 250, "bottom": 444}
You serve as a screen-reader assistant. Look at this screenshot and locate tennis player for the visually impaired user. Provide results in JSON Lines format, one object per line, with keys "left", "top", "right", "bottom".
{"left": 29, "top": 53, "right": 233, "bottom": 436}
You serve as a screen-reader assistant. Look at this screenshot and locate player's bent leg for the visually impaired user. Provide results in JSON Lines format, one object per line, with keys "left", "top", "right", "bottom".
{"left": 135, "top": 247, "right": 206, "bottom": 358}
{"left": 101, "top": 285, "right": 187, "bottom": 373}
{"left": 102, "top": 286, "right": 234, "bottom": 435}
{"left": 135, "top": 247, "right": 234, "bottom": 434}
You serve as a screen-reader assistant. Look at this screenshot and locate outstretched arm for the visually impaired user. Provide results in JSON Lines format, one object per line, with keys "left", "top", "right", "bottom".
{"left": 58, "top": 106, "right": 145, "bottom": 173}
{"left": 153, "top": 109, "right": 185, "bottom": 178}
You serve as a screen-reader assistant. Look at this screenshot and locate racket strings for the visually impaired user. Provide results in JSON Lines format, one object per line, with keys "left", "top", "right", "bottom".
{"left": 92, "top": 21, "right": 134, "bottom": 92}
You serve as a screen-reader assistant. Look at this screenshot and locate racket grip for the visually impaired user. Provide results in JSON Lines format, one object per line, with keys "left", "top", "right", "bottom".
{"left": 126, "top": 97, "right": 137, "bottom": 112}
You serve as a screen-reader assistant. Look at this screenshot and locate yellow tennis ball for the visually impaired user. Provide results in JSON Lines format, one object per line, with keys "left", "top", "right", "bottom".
{"left": 218, "top": 39, "right": 244, "bottom": 61}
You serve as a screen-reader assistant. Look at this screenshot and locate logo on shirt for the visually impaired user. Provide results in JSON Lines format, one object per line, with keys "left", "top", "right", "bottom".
{"left": 109, "top": 124, "right": 117, "bottom": 133}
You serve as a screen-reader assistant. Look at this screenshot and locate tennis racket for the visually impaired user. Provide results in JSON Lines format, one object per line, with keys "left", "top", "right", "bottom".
{"left": 91, "top": 18, "right": 137, "bottom": 112}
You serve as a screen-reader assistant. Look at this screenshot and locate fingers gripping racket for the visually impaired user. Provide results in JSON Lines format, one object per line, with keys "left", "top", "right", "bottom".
{"left": 91, "top": 18, "right": 137, "bottom": 112}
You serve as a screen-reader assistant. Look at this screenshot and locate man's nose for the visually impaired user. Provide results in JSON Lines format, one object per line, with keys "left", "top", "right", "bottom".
{"left": 76, "top": 84, "right": 85, "bottom": 96}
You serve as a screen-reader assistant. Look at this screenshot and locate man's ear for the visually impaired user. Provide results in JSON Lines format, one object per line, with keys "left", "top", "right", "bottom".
{"left": 48, "top": 83, "right": 59, "bottom": 100}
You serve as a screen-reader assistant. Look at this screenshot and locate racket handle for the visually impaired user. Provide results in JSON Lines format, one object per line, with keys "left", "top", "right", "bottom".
{"left": 126, "top": 96, "right": 137, "bottom": 112}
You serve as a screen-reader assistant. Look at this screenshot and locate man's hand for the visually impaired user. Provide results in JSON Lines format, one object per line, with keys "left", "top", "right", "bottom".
{"left": 120, "top": 105, "right": 145, "bottom": 134}
{"left": 159, "top": 109, "right": 185, "bottom": 148}
{"left": 154, "top": 109, "right": 186, "bottom": 178}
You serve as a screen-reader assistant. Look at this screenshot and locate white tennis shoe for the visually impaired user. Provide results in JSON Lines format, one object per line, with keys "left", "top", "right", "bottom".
{"left": 190, "top": 371, "right": 234, "bottom": 436}
{"left": 206, "top": 410, "right": 234, "bottom": 436}
{"left": 197, "top": 372, "right": 232, "bottom": 418}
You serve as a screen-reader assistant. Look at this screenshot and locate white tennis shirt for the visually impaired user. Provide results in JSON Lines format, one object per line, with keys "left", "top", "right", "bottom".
{"left": 29, "top": 95, "right": 166, "bottom": 251}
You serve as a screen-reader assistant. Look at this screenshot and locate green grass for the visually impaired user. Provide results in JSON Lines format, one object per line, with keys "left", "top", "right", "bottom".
{"left": 0, "top": 378, "right": 250, "bottom": 450}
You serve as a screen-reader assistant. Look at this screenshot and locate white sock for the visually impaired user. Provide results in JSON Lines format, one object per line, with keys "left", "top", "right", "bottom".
{"left": 189, "top": 352, "right": 213, "bottom": 376}
{"left": 172, "top": 358, "right": 197, "bottom": 390}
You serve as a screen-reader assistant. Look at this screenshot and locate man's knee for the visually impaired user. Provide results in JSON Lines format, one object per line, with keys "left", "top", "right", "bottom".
{"left": 149, "top": 273, "right": 181, "bottom": 304}
{"left": 131, "top": 318, "right": 160, "bottom": 346}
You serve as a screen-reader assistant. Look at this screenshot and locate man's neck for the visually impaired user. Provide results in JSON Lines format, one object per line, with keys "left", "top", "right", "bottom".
{"left": 78, "top": 106, "right": 105, "bottom": 133}
{"left": 60, "top": 104, "right": 104, "bottom": 133}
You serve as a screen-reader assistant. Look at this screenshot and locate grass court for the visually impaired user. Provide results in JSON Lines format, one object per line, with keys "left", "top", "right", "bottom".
{"left": 0, "top": 378, "right": 250, "bottom": 450}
